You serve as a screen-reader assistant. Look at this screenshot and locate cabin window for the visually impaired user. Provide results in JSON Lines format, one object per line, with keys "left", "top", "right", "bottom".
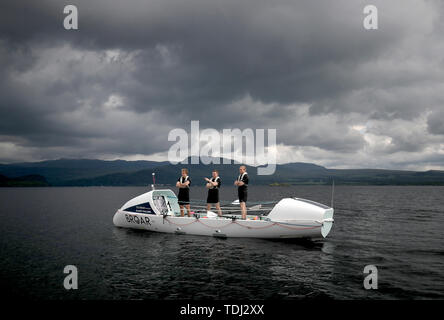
{"left": 152, "top": 190, "right": 181, "bottom": 215}
{"left": 153, "top": 195, "right": 169, "bottom": 215}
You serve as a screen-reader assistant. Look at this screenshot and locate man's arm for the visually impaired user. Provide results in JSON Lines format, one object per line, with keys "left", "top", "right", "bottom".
{"left": 182, "top": 180, "right": 190, "bottom": 187}
{"left": 177, "top": 180, "right": 190, "bottom": 188}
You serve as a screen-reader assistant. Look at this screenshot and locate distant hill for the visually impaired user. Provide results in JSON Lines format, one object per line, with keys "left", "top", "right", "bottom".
{"left": 1, "top": 158, "right": 443, "bottom": 186}
{"left": 0, "top": 158, "right": 168, "bottom": 185}
{"left": 0, "top": 174, "right": 49, "bottom": 187}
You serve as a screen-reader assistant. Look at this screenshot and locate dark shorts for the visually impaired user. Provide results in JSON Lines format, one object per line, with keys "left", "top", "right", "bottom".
{"left": 207, "top": 189, "right": 219, "bottom": 204}
{"left": 238, "top": 188, "right": 247, "bottom": 203}
{"left": 178, "top": 189, "right": 190, "bottom": 205}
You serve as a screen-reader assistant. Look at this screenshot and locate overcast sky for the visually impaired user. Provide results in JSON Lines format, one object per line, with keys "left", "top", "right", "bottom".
{"left": 1, "top": 0, "right": 444, "bottom": 170}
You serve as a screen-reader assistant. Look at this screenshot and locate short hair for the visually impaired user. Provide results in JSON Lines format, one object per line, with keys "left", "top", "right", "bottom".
{"left": 212, "top": 169, "right": 219, "bottom": 174}
{"left": 240, "top": 165, "right": 246, "bottom": 170}
{"left": 181, "top": 168, "right": 188, "bottom": 174}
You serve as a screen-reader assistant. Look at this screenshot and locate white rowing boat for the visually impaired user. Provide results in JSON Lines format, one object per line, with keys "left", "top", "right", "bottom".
{"left": 113, "top": 188, "right": 334, "bottom": 239}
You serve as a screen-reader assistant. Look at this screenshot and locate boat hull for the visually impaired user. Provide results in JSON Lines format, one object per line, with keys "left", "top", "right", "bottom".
{"left": 113, "top": 209, "right": 325, "bottom": 239}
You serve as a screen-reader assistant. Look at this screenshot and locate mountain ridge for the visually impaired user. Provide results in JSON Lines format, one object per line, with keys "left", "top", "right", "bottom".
{"left": 2, "top": 158, "right": 443, "bottom": 186}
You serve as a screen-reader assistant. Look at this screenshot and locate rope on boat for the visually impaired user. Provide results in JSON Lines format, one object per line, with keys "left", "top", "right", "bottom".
{"left": 273, "top": 223, "right": 321, "bottom": 230}
{"left": 164, "top": 217, "right": 321, "bottom": 230}
{"left": 164, "top": 217, "right": 197, "bottom": 227}
{"left": 233, "top": 221, "right": 276, "bottom": 230}
{"left": 232, "top": 221, "right": 320, "bottom": 230}
{"left": 197, "top": 219, "right": 234, "bottom": 229}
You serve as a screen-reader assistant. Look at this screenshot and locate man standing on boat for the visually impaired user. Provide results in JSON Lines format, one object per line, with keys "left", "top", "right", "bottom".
{"left": 234, "top": 165, "right": 249, "bottom": 219}
{"left": 176, "top": 168, "right": 191, "bottom": 217}
{"left": 205, "top": 169, "right": 222, "bottom": 217}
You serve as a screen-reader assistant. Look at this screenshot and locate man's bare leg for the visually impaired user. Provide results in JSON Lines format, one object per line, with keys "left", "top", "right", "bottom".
{"left": 240, "top": 202, "right": 247, "bottom": 219}
{"left": 186, "top": 204, "right": 191, "bottom": 217}
{"left": 180, "top": 205, "right": 184, "bottom": 217}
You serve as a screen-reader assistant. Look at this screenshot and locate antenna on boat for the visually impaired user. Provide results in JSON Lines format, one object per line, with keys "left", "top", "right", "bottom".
{"left": 330, "top": 179, "right": 335, "bottom": 208}
{"left": 151, "top": 172, "right": 156, "bottom": 190}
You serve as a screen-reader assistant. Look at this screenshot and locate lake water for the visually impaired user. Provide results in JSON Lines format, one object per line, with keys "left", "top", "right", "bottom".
{"left": 0, "top": 186, "right": 443, "bottom": 299}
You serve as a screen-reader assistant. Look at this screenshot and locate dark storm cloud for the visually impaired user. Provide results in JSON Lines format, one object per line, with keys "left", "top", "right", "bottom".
{"left": 427, "top": 110, "right": 444, "bottom": 135}
{"left": 0, "top": 0, "right": 443, "bottom": 169}
{"left": 0, "top": 0, "right": 406, "bottom": 111}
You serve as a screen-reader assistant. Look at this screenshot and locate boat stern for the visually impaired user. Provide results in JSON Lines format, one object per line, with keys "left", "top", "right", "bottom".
{"left": 267, "top": 197, "right": 334, "bottom": 239}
